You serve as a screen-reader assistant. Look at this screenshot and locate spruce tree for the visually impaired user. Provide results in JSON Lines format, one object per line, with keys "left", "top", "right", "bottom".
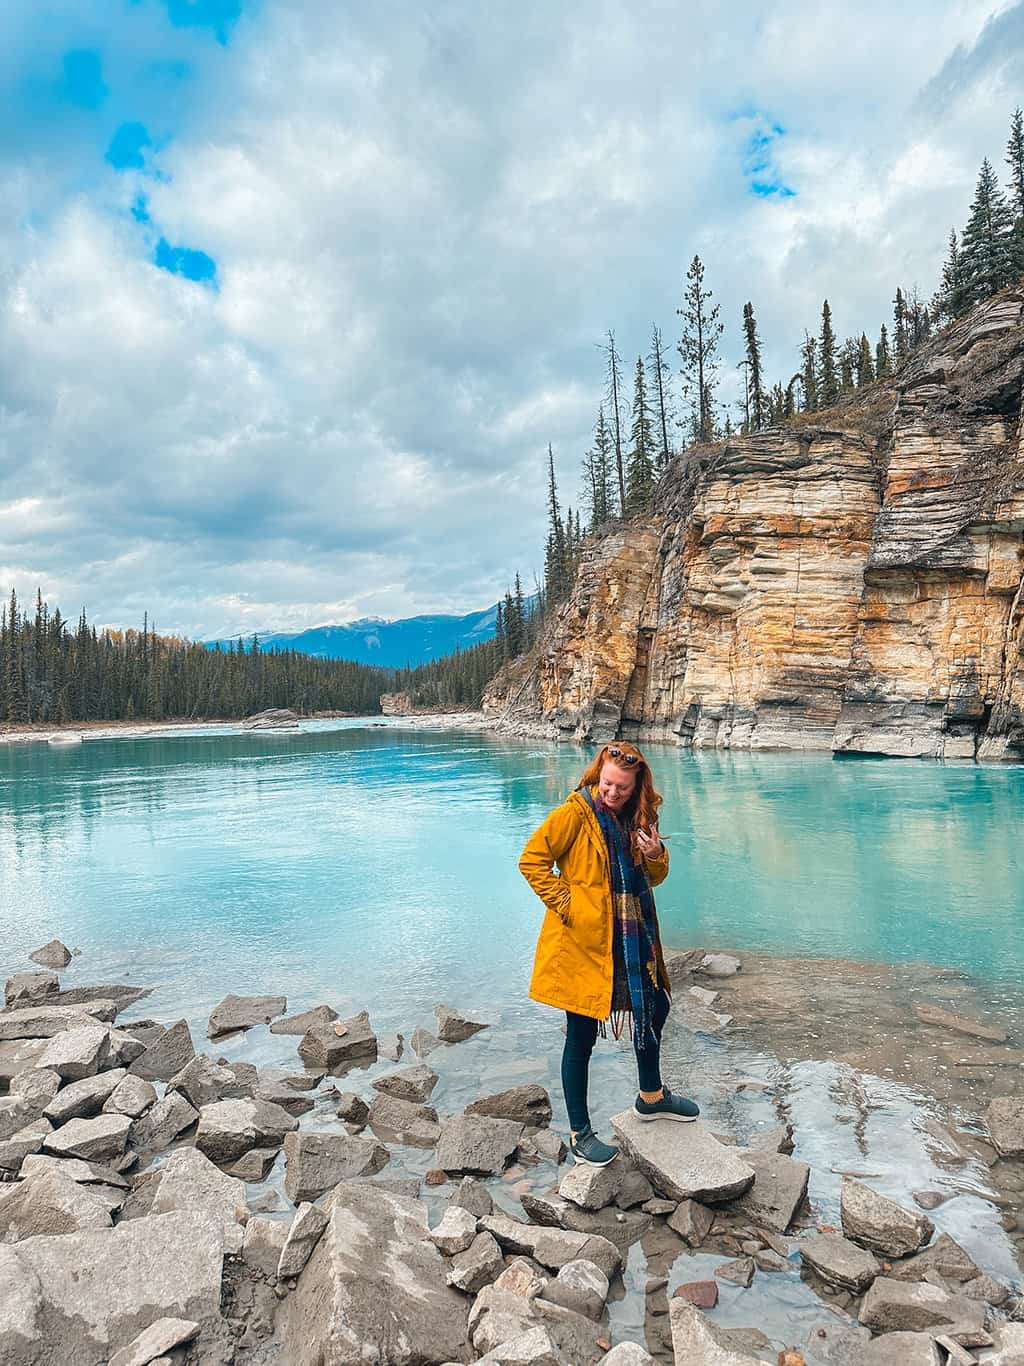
{"left": 544, "top": 445, "right": 568, "bottom": 607}
{"left": 838, "top": 338, "right": 858, "bottom": 392}
{"left": 582, "top": 405, "right": 615, "bottom": 530}
{"left": 875, "top": 324, "right": 892, "bottom": 379}
{"left": 741, "top": 302, "right": 765, "bottom": 431}
{"left": 1006, "top": 106, "right": 1024, "bottom": 274}
{"left": 647, "top": 326, "right": 674, "bottom": 472}
{"left": 818, "top": 301, "right": 839, "bottom": 407}
{"left": 893, "top": 288, "right": 909, "bottom": 367}
{"left": 934, "top": 229, "right": 970, "bottom": 321}
{"left": 626, "top": 355, "right": 657, "bottom": 512}
{"left": 677, "top": 254, "right": 723, "bottom": 443}
{"left": 602, "top": 332, "right": 627, "bottom": 515}
{"left": 960, "top": 158, "right": 1015, "bottom": 304}
{"left": 856, "top": 333, "right": 874, "bottom": 387}
{"left": 800, "top": 334, "right": 818, "bottom": 412}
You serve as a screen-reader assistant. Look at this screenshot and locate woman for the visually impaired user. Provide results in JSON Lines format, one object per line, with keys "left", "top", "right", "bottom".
{"left": 519, "top": 742, "right": 699, "bottom": 1166}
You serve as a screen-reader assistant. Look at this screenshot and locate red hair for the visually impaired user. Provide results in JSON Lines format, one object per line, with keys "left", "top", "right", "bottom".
{"left": 578, "top": 742, "right": 664, "bottom": 860}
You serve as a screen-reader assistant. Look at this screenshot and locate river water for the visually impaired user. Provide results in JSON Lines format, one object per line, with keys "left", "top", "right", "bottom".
{"left": 2, "top": 721, "right": 1022, "bottom": 1351}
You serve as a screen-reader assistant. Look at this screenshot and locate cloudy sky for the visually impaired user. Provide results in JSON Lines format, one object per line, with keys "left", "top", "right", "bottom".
{"left": 2, "top": 1, "right": 1022, "bottom": 639}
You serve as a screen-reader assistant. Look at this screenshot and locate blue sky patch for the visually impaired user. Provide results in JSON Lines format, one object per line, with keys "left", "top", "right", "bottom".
{"left": 60, "top": 50, "right": 108, "bottom": 109}
{"left": 107, "top": 122, "right": 152, "bottom": 170}
{"left": 741, "top": 118, "right": 796, "bottom": 198}
{"left": 155, "top": 237, "right": 218, "bottom": 284}
{"left": 158, "top": 0, "right": 244, "bottom": 45}
{"left": 132, "top": 195, "right": 151, "bottom": 223}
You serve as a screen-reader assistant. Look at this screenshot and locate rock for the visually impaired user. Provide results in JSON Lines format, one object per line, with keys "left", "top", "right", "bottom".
{"left": 282, "top": 1129, "right": 389, "bottom": 1203}
{"left": 799, "top": 1230, "right": 880, "bottom": 1292}
{"left": 277, "top": 1201, "right": 328, "bottom": 1279}
{"left": 129, "top": 1019, "right": 196, "bottom": 1082}
{"left": 469, "top": 1282, "right": 606, "bottom": 1360}
{"left": 601, "top": 1346, "right": 656, "bottom": 1366}
{"left": 298, "top": 1009, "right": 377, "bottom": 1070}
{"left": 43, "top": 1068, "right": 126, "bottom": 1124}
{"left": 103, "top": 1073, "right": 157, "bottom": 1119}
{"left": 411, "top": 1026, "right": 441, "bottom": 1057}
{"left": 107, "top": 1317, "right": 200, "bottom": 1366}
{"left": 667, "top": 1198, "right": 714, "bottom": 1246}
{"left": 911, "top": 1190, "right": 950, "bottom": 1211}
{"left": 148, "top": 1147, "right": 247, "bottom": 1254}
{"left": 100, "top": 1029, "right": 147, "bottom": 1069}
{"left": 669, "top": 1297, "right": 764, "bottom": 1363}
{"left": 524, "top": 1128, "right": 568, "bottom": 1164}
{"left": 474, "top": 1326, "right": 569, "bottom": 1364}
{"left": 278, "top": 1180, "right": 472, "bottom": 1365}
{"left": 715, "top": 1257, "right": 755, "bottom": 1288}
{"left": 28, "top": 938, "right": 72, "bottom": 968}
{"left": 664, "top": 948, "right": 706, "bottom": 980}
{"left": 674, "top": 1279, "right": 719, "bottom": 1309}
{"left": 431, "top": 1204, "right": 479, "bottom": 1254}
{"left": 699, "top": 953, "right": 741, "bottom": 978}
{"left": 194, "top": 1097, "right": 297, "bottom": 1164}
{"left": 913, "top": 1003, "right": 1007, "bottom": 1042}
{"left": 119, "top": 1020, "right": 166, "bottom": 1048}
{"left": 273, "top": 1068, "right": 325, "bottom": 1091}
{"left": 0, "top": 1040, "right": 48, "bottom": 1087}
{"left": 861, "top": 1332, "right": 943, "bottom": 1364}
{"left": 367, "top": 1092, "right": 441, "bottom": 1147}
{"left": 4, "top": 972, "right": 59, "bottom": 1008}
{"left": 34, "top": 1025, "right": 111, "bottom": 1081}
{"left": 540, "top": 1258, "right": 609, "bottom": 1320}
{"left": 614, "top": 1167, "right": 653, "bottom": 1208}
{"left": 8, "top": 1067, "right": 61, "bottom": 1112}
{"left": 0, "top": 1166, "right": 112, "bottom": 1240}
{"left": 269, "top": 1004, "right": 337, "bottom": 1035}
{"left": 168, "top": 1054, "right": 251, "bottom": 1110}
{"left": 130, "top": 1091, "right": 199, "bottom": 1153}
{"left": 447, "top": 1230, "right": 504, "bottom": 1293}
{"left": 858, "top": 1276, "right": 984, "bottom": 1333}
{"left": 227, "top": 1147, "right": 279, "bottom": 1182}
{"left": 42, "top": 1112, "right": 131, "bottom": 1162}
{"left": 840, "top": 1177, "right": 934, "bottom": 1256}
{"left": 54, "top": 985, "right": 152, "bottom": 1014}
{"left": 489, "top": 1257, "right": 545, "bottom": 1300}
{"left": 336, "top": 1091, "right": 369, "bottom": 1124}
{"left": 0, "top": 1210, "right": 224, "bottom": 1366}
{"left": 379, "top": 1032, "right": 404, "bottom": 1061}
{"left": 479, "top": 1212, "right": 622, "bottom": 1280}
{"left": 641, "top": 1197, "right": 677, "bottom": 1216}
{"left": 243, "top": 1216, "right": 291, "bottom": 1277}
{"left": 961, "top": 1271, "right": 1010, "bottom": 1306}
{"left": 885, "top": 1232, "right": 979, "bottom": 1283}
{"left": 450, "top": 1175, "right": 494, "bottom": 1218}
{"left": 0, "top": 1003, "right": 116, "bottom": 1042}
{"left": 207, "top": 993, "right": 287, "bottom": 1038}
{"left": 467, "top": 1086, "right": 553, "bottom": 1127}
{"left": 986, "top": 1096, "right": 1024, "bottom": 1157}
{"left": 0, "top": 1118, "right": 53, "bottom": 1174}
{"left": 984, "top": 1325, "right": 1024, "bottom": 1363}
{"left": 435, "top": 1003, "right": 490, "bottom": 1043}
{"left": 610, "top": 1110, "right": 754, "bottom": 1203}
{"left": 732, "top": 1150, "right": 810, "bottom": 1232}
{"left": 745, "top": 1123, "right": 796, "bottom": 1155}
{"left": 19, "top": 1153, "right": 129, "bottom": 1187}
{"left": 557, "top": 1157, "right": 622, "bottom": 1211}
{"left": 803, "top": 1321, "right": 873, "bottom": 1364}
{"left": 371, "top": 1063, "right": 439, "bottom": 1102}
{"left": 255, "top": 1078, "right": 315, "bottom": 1118}
{"left": 436, "top": 1114, "right": 524, "bottom": 1174}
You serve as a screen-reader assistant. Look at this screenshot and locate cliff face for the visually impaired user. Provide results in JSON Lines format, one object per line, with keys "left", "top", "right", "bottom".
{"left": 485, "top": 290, "right": 1024, "bottom": 759}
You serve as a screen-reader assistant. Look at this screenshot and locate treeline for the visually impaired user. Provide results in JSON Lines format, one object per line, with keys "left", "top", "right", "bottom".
{"left": 0, "top": 590, "right": 386, "bottom": 724}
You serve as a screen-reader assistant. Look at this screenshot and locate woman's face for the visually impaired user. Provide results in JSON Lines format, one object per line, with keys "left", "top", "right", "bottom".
{"left": 598, "top": 760, "right": 637, "bottom": 812}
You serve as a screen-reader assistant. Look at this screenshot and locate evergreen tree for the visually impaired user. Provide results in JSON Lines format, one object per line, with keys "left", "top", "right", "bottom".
{"left": 905, "top": 286, "right": 931, "bottom": 348}
{"left": 818, "top": 300, "right": 839, "bottom": 407}
{"left": 766, "top": 382, "right": 785, "bottom": 428}
{"left": 960, "top": 158, "right": 1015, "bottom": 304}
{"left": 741, "top": 302, "right": 765, "bottom": 431}
{"left": 647, "top": 326, "right": 674, "bottom": 472}
{"left": 856, "top": 333, "right": 874, "bottom": 387}
{"left": 933, "top": 229, "right": 971, "bottom": 321}
{"left": 677, "top": 254, "right": 723, "bottom": 443}
{"left": 494, "top": 599, "right": 506, "bottom": 660}
{"left": 582, "top": 405, "right": 616, "bottom": 530}
{"left": 893, "top": 288, "right": 909, "bottom": 366}
{"left": 800, "top": 333, "right": 818, "bottom": 412}
{"left": 625, "top": 355, "right": 657, "bottom": 512}
{"left": 544, "top": 445, "right": 569, "bottom": 607}
{"left": 875, "top": 324, "right": 892, "bottom": 379}
{"left": 838, "top": 338, "right": 858, "bottom": 392}
{"left": 1006, "top": 107, "right": 1024, "bottom": 274}
{"left": 602, "top": 331, "right": 627, "bottom": 515}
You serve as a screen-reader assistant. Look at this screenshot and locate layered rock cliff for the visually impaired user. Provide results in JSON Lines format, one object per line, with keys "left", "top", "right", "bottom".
{"left": 485, "top": 289, "right": 1024, "bottom": 759}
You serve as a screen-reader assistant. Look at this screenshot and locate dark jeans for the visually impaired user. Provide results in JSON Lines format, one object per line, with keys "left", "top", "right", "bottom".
{"left": 561, "top": 989, "right": 671, "bottom": 1134}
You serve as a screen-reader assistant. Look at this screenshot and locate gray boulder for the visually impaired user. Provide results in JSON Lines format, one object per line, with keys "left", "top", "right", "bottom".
{"left": 42, "top": 1113, "right": 131, "bottom": 1162}
{"left": 699, "top": 953, "right": 741, "bottom": 977}
{"left": 0, "top": 1040, "right": 48, "bottom": 1087}
{"left": 840, "top": 1178, "right": 934, "bottom": 1257}
{"left": 0, "top": 1120, "right": 55, "bottom": 1174}
{"left": 435, "top": 1004, "right": 490, "bottom": 1043}
{"left": 100, "top": 1028, "right": 146, "bottom": 1069}
{"left": 283, "top": 1129, "right": 390, "bottom": 1203}
{"left": 242, "top": 1216, "right": 290, "bottom": 1278}
{"left": 4, "top": 973, "right": 59, "bottom": 1008}
{"left": 336, "top": 1092, "right": 369, "bottom": 1125}
{"left": 858, "top": 1276, "right": 984, "bottom": 1333}
{"left": 34, "top": 1025, "right": 110, "bottom": 1081}
{"left": 479, "top": 1212, "right": 621, "bottom": 1280}
{"left": 207, "top": 993, "right": 287, "bottom": 1039}
{"left": 447, "top": 1230, "right": 504, "bottom": 1293}
{"left": 557, "top": 1158, "right": 622, "bottom": 1211}
{"left": 986, "top": 1096, "right": 1024, "bottom": 1158}
{"left": 601, "top": 1346, "right": 656, "bottom": 1366}
{"left": 19, "top": 1154, "right": 129, "bottom": 1188}
{"left": 715, "top": 1257, "right": 755, "bottom": 1288}
{"left": 371, "top": 1063, "right": 439, "bottom": 1102}
{"left": 148, "top": 1147, "right": 247, "bottom": 1254}
{"left": 0, "top": 1167, "right": 112, "bottom": 1241}
{"left": 466, "top": 1086, "right": 552, "bottom": 1128}
{"left": 227, "top": 1147, "right": 279, "bottom": 1182}
{"left": 269, "top": 1004, "right": 337, "bottom": 1035}
{"left": 9, "top": 1068, "right": 61, "bottom": 1112}
{"left": 279, "top": 1181, "right": 472, "bottom": 1364}
{"left": 411, "top": 1026, "right": 441, "bottom": 1057}
{"left": 669, "top": 1297, "right": 764, "bottom": 1362}
{"left": 862, "top": 1333, "right": 943, "bottom": 1365}
{"left": 667, "top": 1198, "right": 714, "bottom": 1246}
{"left": 28, "top": 939, "right": 72, "bottom": 969}
{"left": 610, "top": 1110, "right": 754, "bottom": 1202}
{"left": 129, "top": 1019, "right": 196, "bottom": 1082}
{"left": 107, "top": 1317, "right": 200, "bottom": 1366}
{"left": 539, "top": 1258, "right": 609, "bottom": 1320}
{"left": 732, "top": 1150, "right": 810, "bottom": 1232}
{"left": 168, "top": 1054, "right": 251, "bottom": 1110}
{"left": 278, "top": 1201, "right": 328, "bottom": 1279}
{"left": 103, "top": 1073, "right": 157, "bottom": 1119}
{"left": 194, "top": 1097, "right": 297, "bottom": 1164}
{"left": 54, "top": 985, "right": 152, "bottom": 1015}
{"left": 450, "top": 1175, "right": 494, "bottom": 1218}
{"left": 799, "top": 1230, "right": 880, "bottom": 1291}
{"left": 436, "top": 1114, "right": 524, "bottom": 1174}
{"left": 474, "top": 1326, "right": 568, "bottom": 1365}
{"left": 367, "top": 1092, "right": 441, "bottom": 1147}
{"left": 430, "top": 1204, "right": 479, "bottom": 1255}
{"left": 43, "top": 1068, "right": 126, "bottom": 1125}
{"left": 0, "top": 1210, "right": 224, "bottom": 1366}
{"left": 0, "top": 1004, "right": 110, "bottom": 1041}
{"left": 130, "top": 1091, "right": 199, "bottom": 1153}
{"left": 254, "top": 1078, "right": 315, "bottom": 1118}
{"left": 298, "top": 1010, "right": 377, "bottom": 1071}
{"left": 885, "top": 1232, "right": 979, "bottom": 1283}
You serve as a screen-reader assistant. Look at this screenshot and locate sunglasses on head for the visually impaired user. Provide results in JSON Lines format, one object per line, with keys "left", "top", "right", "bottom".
{"left": 605, "top": 746, "right": 640, "bottom": 766}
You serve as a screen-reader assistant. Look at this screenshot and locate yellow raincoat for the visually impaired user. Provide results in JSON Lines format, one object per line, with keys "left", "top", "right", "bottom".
{"left": 519, "top": 786, "right": 671, "bottom": 1020}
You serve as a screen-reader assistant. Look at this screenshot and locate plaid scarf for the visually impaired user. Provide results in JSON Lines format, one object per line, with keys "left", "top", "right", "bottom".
{"left": 582, "top": 787, "right": 661, "bottom": 1049}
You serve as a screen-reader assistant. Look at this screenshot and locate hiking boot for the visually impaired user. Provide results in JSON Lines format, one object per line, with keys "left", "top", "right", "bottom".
{"left": 570, "top": 1126, "right": 619, "bottom": 1167}
{"left": 633, "top": 1086, "right": 700, "bottom": 1122}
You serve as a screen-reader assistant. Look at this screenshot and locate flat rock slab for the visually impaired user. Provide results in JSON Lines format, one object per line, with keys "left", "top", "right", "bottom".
{"left": 4, "top": 973, "right": 59, "bottom": 1008}
{"left": 913, "top": 1002, "right": 1007, "bottom": 1042}
{"left": 19, "top": 1153, "right": 129, "bottom": 1187}
{"left": 479, "top": 1212, "right": 622, "bottom": 1280}
{"left": 129, "top": 1020, "right": 196, "bottom": 1082}
{"left": 466, "top": 1085, "right": 553, "bottom": 1127}
{"left": 610, "top": 1111, "right": 754, "bottom": 1203}
{"left": 42, "top": 1113, "right": 131, "bottom": 1162}
{"left": 858, "top": 1276, "right": 984, "bottom": 1334}
{"left": 0, "top": 1210, "right": 224, "bottom": 1366}
{"left": 168, "top": 1054, "right": 252, "bottom": 1110}
{"left": 840, "top": 1177, "right": 933, "bottom": 1257}
{"left": 195, "top": 1097, "right": 297, "bottom": 1164}
{"left": 435, "top": 1004, "right": 489, "bottom": 1043}
{"left": 108, "top": 1317, "right": 200, "bottom": 1366}
{"left": 283, "top": 1129, "right": 390, "bottom": 1203}
{"left": 0, "top": 1167, "right": 112, "bottom": 1241}
{"left": 279, "top": 1181, "right": 471, "bottom": 1365}
{"left": 207, "top": 994, "right": 287, "bottom": 1039}
{"left": 278, "top": 1201, "right": 328, "bottom": 1279}
{"left": 148, "top": 1147, "right": 247, "bottom": 1253}
{"left": 435, "top": 1114, "right": 524, "bottom": 1174}
{"left": 44, "top": 1068, "right": 126, "bottom": 1124}
{"left": 987, "top": 1096, "right": 1024, "bottom": 1157}
{"left": 298, "top": 1010, "right": 377, "bottom": 1071}
{"left": 130, "top": 1091, "right": 199, "bottom": 1153}
{"left": 0, "top": 1004, "right": 109, "bottom": 1042}
{"left": 799, "top": 1231, "right": 880, "bottom": 1292}
{"left": 367, "top": 1093, "right": 441, "bottom": 1148}
{"left": 269, "top": 1004, "right": 337, "bottom": 1035}
{"left": 371, "top": 1064, "right": 439, "bottom": 1103}
{"left": 885, "top": 1232, "right": 979, "bottom": 1283}
{"left": 103, "top": 1073, "right": 157, "bottom": 1119}
{"left": 861, "top": 1330, "right": 943, "bottom": 1364}
{"left": 668, "top": 1297, "right": 764, "bottom": 1363}
{"left": 732, "top": 1150, "right": 809, "bottom": 1232}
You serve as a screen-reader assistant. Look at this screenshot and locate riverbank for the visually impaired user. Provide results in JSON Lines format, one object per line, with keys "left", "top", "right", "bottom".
{"left": 0, "top": 710, "right": 490, "bottom": 745}
{"left": 1, "top": 939, "right": 1021, "bottom": 1364}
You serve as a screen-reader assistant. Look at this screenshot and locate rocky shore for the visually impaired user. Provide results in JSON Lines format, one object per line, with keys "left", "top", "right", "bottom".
{"left": 1, "top": 940, "right": 1022, "bottom": 1365}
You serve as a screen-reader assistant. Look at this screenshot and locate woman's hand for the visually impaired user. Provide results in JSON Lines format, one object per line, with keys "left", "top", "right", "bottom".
{"left": 635, "top": 825, "right": 663, "bottom": 858}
